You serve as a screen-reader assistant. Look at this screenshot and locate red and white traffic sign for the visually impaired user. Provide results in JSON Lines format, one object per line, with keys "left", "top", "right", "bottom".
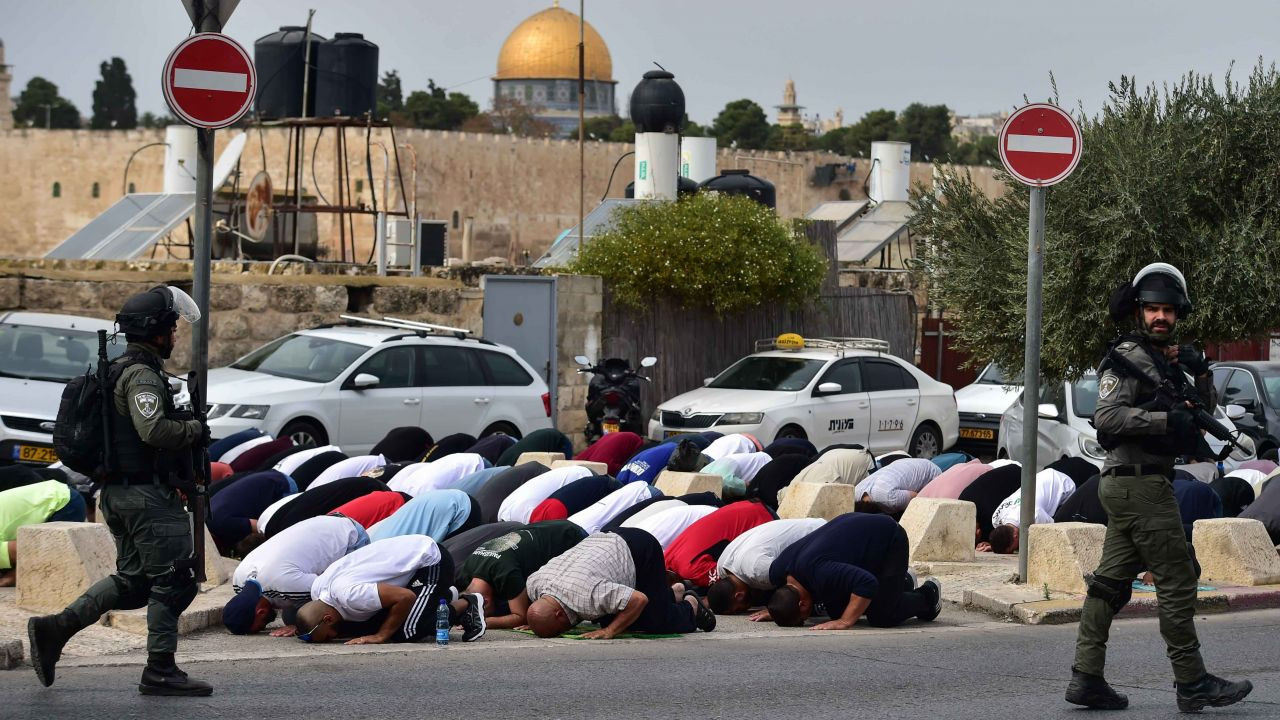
{"left": 998, "top": 103, "right": 1082, "bottom": 187}
{"left": 161, "top": 33, "right": 255, "bottom": 130}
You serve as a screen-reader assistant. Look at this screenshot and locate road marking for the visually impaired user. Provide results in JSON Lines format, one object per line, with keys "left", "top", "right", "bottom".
{"left": 173, "top": 68, "right": 247, "bottom": 92}
{"left": 1006, "top": 134, "right": 1074, "bottom": 154}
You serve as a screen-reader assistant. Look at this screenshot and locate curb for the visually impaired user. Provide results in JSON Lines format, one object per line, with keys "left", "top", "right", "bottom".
{"left": 964, "top": 584, "right": 1280, "bottom": 625}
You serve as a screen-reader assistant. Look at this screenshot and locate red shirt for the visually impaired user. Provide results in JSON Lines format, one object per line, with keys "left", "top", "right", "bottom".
{"left": 664, "top": 501, "right": 775, "bottom": 588}
{"left": 529, "top": 498, "right": 570, "bottom": 523}
{"left": 328, "top": 491, "right": 408, "bottom": 529}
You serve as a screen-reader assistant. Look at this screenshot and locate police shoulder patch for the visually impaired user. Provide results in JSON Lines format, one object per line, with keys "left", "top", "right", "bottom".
{"left": 1099, "top": 373, "right": 1120, "bottom": 400}
{"left": 133, "top": 391, "right": 161, "bottom": 419}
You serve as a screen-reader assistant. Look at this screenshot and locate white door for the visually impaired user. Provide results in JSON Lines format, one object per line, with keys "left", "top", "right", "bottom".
{"left": 337, "top": 346, "right": 423, "bottom": 453}
{"left": 810, "top": 359, "right": 871, "bottom": 448}
{"left": 419, "top": 345, "right": 493, "bottom": 439}
{"left": 861, "top": 359, "right": 920, "bottom": 453}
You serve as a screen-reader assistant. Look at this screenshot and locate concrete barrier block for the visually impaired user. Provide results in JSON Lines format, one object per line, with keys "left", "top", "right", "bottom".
{"left": 516, "top": 452, "right": 565, "bottom": 467}
{"left": 1193, "top": 518, "right": 1280, "bottom": 586}
{"left": 654, "top": 471, "right": 723, "bottom": 499}
{"left": 106, "top": 583, "right": 232, "bottom": 636}
{"left": 776, "top": 481, "right": 855, "bottom": 521}
{"left": 551, "top": 459, "right": 608, "bottom": 475}
{"left": 901, "top": 498, "right": 976, "bottom": 563}
{"left": 200, "top": 527, "right": 229, "bottom": 589}
{"left": 15, "top": 522, "right": 118, "bottom": 613}
{"left": 1026, "top": 522, "right": 1107, "bottom": 595}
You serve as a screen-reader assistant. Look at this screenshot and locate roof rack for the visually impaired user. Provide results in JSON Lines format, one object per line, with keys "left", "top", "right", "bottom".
{"left": 754, "top": 336, "right": 891, "bottom": 355}
{"left": 337, "top": 315, "right": 492, "bottom": 344}
{"left": 382, "top": 316, "right": 472, "bottom": 336}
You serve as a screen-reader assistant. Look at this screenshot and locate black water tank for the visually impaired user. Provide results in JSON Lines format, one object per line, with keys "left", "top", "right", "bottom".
{"left": 699, "top": 169, "right": 776, "bottom": 209}
{"left": 255, "top": 27, "right": 326, "bottom": 119}
{"left": 629, "top": 70, "right": 685, "bottom": 134}
{"left": 624, "top": 176, "right": 699, "bottom": 198}
{"left": 314, "top": 33, "right": 379, "bottom": 118}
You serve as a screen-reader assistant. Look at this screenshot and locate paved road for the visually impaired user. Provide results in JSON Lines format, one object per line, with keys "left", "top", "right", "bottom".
{"left": 5, "top": 609, "right": 1279, "bottom": 719}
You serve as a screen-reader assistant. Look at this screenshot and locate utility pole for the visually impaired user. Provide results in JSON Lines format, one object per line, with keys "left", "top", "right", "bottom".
{"left": 577, "top": 0, "right": 585, "bottom": 256}
{"left": 192, "top": 0, "right": 220, "bottom": 399}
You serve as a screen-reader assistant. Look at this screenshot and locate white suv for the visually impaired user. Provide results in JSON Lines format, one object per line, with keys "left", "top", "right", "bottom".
{"left": 0, "top": 311, "right": 121, "bottom": 465}
{"left": 207, "top": 318, "right": 552, "bottom": 454}
{"left": 648, "top": 336, "right": 959, "bottom": 457}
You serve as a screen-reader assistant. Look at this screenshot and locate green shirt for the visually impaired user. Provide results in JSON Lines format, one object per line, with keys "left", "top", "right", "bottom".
{"left": 459, "top": 520, "right": 586, "bottom": 600}
{"left": 0, "top": 479, "right": 71, "bottom": 543}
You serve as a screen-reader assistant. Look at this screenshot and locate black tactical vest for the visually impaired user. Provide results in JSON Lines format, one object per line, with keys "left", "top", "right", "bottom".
{"left": 106, "top": 349, "right": 180, "bottom": 479}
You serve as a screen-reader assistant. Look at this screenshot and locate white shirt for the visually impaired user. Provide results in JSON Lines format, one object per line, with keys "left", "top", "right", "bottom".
{"left": 716, "top": 518, "right": 825, "bottom": 589}
{"left": 1226, "top": 468, "right": 1268, "bottom": 495}
{"left": 568, "top": 482, "right": 658, "bottom": 534}
{"left": 702, "top": 452, "right": 773, "bottom": 485}
{"left": 274, "top": 445, "right": 343, "bottom": 476}
{"left": 854, "top": 458, "right": 942, "bottom": 513}
{"left": 219, "top": 434, "right": 274, "bottom": 465}
{"left": 387, "top": 453, "right": 488, "bottom": 497}
{"left": 988, "top": 458, "right": 1021, "bottom": 470}
{"left": 992, "top": 468, "right": 1076, "bottom": 528}
{"left": 310, "top": 534, "right": 441, "bottom": 621}
{"left": 256, "top": 493, "right": 299, "bottom": 533}
{"left": 619, "top": 499, "right": 686, "bottom": 527}
{"left": 233, "top": 515, "right": 364, "bottom": 608}
{"left": 702, "top": 434, "right": 757, "bottom": 461}
{"left": 497, "top": 466, "right": 592, "bottom": 523}
{"left": 624, "top": 504, "right": 718, "bottom": 548}
{"left": 308, "top": 454, "right": 387, "bottom": 490}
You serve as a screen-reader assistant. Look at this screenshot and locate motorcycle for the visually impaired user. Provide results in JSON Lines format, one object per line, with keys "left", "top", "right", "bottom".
{"left": 576, "top": 355, "right": 657, "bottom": 443}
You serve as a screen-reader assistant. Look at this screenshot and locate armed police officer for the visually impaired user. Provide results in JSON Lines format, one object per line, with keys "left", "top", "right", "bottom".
{"left": 1066, "top": 264, "right": 1251, "bottom": 712}
{"left": 28, "top": 286, "right": 212, "bottom": 697}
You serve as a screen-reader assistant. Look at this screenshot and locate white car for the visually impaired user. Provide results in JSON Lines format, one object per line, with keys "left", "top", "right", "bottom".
{"left": 647, "top": 336, "right": 959, "bottom": 458}
{"left": 0, "top": 311, "right": 121, "bottom": 465}
{"left": 954, "top": 363, "right": 1021, "bottom": 451}
{"left": 207, "top": 320, "right": 553, "bottom": 454}
{"left": 998, "top": 370, "right": 1256, "bottom": 471}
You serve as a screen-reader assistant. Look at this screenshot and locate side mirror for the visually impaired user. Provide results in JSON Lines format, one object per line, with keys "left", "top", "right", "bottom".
{"left": 640, "top": 356, "right": 657, "bottom": 368}
{"left": 1233, "top": 397, "right": 1255, "bottom": 410}
{"left": 703, "top": 377, "right": 715, "bottom": 387}
{"left": 1225, "top": 404, "right": 1248, "bottom": 421}
{"left": 351, "top": 373, "right": 380, "bottom": 390}
{"left": 574, "top": 355, "right": 591, "bottom": 366}
{"left": 1037, "top": 403, "right": 1060, "bottom": 420}
{"left": 817, "top": 382, "right": 843, "bottom": 394}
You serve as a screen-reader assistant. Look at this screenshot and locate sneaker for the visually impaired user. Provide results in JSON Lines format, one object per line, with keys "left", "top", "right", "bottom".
{"left": 691, "top": 596, "right": 717, "bottom": 632}
{"left": 138, "top": 665, "right": 213, "bottom": 697}
{"left": 917, "top": 578, "right": 942, "bottom": 622}
{"left": 1065, "top": 668, "right": 1129, "bottom": 710}
{"left": 459, "top": 593, "right": 486, "bottom": 642}
{"left": 1175, "top": 673, "right": 1252, "bottom": 712}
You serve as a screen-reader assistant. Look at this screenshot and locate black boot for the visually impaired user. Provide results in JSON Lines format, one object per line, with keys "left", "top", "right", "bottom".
{"left": 27, "top": 611, "right": 82, "bottom": 688}
{"left": 1065, "top": 668, "right": 1129, "bottom": 710}
{"left": 139, "top": 653, "right": 213, "bottom": 697}
{"left": 1175, "top": 673, "right": 1252, "bottom": 712}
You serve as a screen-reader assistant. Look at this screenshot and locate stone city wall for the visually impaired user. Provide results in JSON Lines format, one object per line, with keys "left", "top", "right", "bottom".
{"left": 0, "top": 127, "right": 1007, "bottom": 263}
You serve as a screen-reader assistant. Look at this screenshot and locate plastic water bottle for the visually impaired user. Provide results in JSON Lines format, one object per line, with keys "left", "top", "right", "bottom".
{"left": 435, "top": 599, "right": 450, "bottom": 647}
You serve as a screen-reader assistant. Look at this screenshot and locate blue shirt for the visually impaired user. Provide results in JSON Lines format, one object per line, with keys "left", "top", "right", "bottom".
{"left": 453, "top": 466, "right": 509, "bottom": 496}
{"left": 209, "top": 470, "right": 291, "bottom": 548}
{"left": 768, "top": 513, "right": 900, "bottom": 617}
{"left": 617, "top": 443, "right": 677, "bottom": 484}
{"left": 369, "top": 489, "right": 473, "bottom": 543}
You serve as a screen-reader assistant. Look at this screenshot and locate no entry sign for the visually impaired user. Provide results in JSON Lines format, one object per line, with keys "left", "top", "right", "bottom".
{"left": 998, "top": 103, "right": 1082, "bottom": 187}
{"left": 162, "top": 33, "right": 255, "bottom": 129}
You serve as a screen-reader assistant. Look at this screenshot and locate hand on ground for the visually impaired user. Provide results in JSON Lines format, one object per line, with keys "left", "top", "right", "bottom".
{"left": 579, "top": 629, "right": 616, "bottom": 640}
{"left": 747, "top": 609, "right": 771, "bottom": 622}
{"left": 270, "top": 625, "right": 298, "bottom": 637}
{"left": 812, "top": 619, "right": 854, "bottom": 631}
{"left": 345, "top": 635, "right": 386, "bottom": 645}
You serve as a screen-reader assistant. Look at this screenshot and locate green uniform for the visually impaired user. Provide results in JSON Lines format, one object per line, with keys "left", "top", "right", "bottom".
{"left": 64, "top": 342, "right": 202, "bottom": 655}
{"left": 1073, "top": 338, "right": 1215, "bottom": 684}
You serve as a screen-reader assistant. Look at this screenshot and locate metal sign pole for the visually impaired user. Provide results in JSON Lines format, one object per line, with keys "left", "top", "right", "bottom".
{"left": 1018, "top": 185, "right": 1045, "bottom": 582}
{"left": 192, "top": 1, "right": 221, "bottom": 393}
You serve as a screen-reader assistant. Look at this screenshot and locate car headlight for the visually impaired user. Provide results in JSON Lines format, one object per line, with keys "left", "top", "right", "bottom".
{"left": 717, "top": 412, "right": 765, "bottom": 426}
{"left": 1079, "top": 436, "right": 1106, "bottom": 460}
{"left": 207, "top": 404, "right": 230, "bottom": 420}
{"left": 651, "top": 409, "right": 661, "bottom": 424}
{"left": 229, "top": 404, "right": 271, "bottom": 420}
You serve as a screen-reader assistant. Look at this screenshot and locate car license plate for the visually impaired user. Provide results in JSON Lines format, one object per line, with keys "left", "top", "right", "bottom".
{"left": 14, "top": 445, "right": 58, "bottom": 463}
{"left": 663, "top": 430, "right": 683, "bottom": 439}
{"left": 959, "top": 428, "right": 994, "bottom": 440}
{"left": 602, "top": 421, "right": 621, "bottom": 434}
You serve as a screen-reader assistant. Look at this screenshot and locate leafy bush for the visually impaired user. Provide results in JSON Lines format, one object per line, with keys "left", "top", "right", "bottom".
{"left": 566, "top": 192, "right": 827, "bottom": 314}
{"left": 911, "top": 63, "right": 1280, "bottom": 382}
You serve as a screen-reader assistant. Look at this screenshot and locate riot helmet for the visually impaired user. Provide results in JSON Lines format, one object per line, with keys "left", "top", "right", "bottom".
{"left": 1132, "top": 263, "right": 1192, "bottom": 316}
{"left": 116, "top": 286, "right": 201, "bottom": 339}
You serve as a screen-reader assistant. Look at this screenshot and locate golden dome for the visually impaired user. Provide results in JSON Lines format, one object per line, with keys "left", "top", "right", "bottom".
{"left": 495, "top": 4, "right": 613, "bottom": 81}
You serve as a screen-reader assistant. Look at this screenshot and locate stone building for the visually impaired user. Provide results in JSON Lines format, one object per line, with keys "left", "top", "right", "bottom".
{"left": 776, "top": 78, "right": 803, "bottom": 126}
{"left": 493, "top": 2, "right": 616, "bottom": 136}
{"left": 0, "top": 38, "right": 13, "bottom": 131}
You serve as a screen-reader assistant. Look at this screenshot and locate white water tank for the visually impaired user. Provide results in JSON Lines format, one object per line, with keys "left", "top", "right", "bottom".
{"left": 634, "top": 132, "right": 679, "bottom": 200}
{"left": 868, "top": 140, "right": 911, "bottom": 204}
{"left": 163, "top": 125, "right": 197, "bottom": 194}
{"left": 680, "top": 136, "right": 717, "bottom": 184}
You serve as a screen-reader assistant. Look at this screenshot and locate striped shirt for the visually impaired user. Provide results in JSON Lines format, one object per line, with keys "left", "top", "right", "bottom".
{"left": 525, "top": 532, "right": 636, "bottom": 626}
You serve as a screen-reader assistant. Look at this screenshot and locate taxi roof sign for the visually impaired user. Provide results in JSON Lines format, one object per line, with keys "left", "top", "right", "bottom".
{"left": 753, "top": 335, "right": 890, "bottom": 354}
{"left": 775, "top": 333, "right": 806, "bottom": 350}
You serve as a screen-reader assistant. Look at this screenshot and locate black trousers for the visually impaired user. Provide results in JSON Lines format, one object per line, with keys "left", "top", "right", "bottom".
{"left": 607, "top": 527, "right": 697, "bottom": 634}
{"left": 863, "top": 526, "right": 928, "bottom": 628}
{"left": 339, "top": 551, "right": 456, "bottom": 642}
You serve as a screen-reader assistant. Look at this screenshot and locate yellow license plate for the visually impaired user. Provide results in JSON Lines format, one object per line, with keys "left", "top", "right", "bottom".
{"left": 664, "top": 430, "right": 683, "bottom": 439}
{"left": 15, "top": 445, "right": 58, "bottom": 463}
{"left": 959, "top": 428, "right": 994, "bottom": 440}
{"left": 602, "top": 421, "right": 621, "bottom": 434}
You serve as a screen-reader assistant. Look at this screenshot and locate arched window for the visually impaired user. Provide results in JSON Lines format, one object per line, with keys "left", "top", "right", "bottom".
{"left": 452, "top": 210, "right": 460, "bottom": 229}
{"left": 127, "top": 182, "right": 136, "bottom": 194}
{"left": 355, "top": 179, "right": 363, "bottom": 194}
{"left": 52, "top": 182, "right": 61, "bottom": 198}
{"left": 92, "top": 182, "right": 100, "bottom": 198}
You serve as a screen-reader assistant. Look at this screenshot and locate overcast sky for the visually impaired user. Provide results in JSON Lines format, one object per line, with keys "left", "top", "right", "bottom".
{"left": 6, "top": 0, "right": 1280, "bottom": 125}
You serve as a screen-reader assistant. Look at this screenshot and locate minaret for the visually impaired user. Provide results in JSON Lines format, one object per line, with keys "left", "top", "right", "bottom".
{"left": 0, "top": 39, "right": 13, "bottom": 131}
{"left": 775, "top": 77, "right": 804, "bottom": 126}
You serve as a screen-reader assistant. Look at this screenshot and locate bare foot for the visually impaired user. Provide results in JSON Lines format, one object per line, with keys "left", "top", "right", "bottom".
{"left": 0, "top": 571, "right": 15, "bottom": 587}
{"left": 671, "top": 582, "right": 686, "bottom": 601}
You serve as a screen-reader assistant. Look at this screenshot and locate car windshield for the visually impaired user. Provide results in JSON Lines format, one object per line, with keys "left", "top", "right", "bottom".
{"left": 231, "top": 334, "right": 367, "bottom": 383}
{"left": 1259, "top": 371, "right": 1280, "bottom": 409}
{"left": 709, "top": 356, "right": 825, "bottom": 392}
{"left": 1072, "top": 375, "right": 1099, "bottom": 418}
{"left": 0, "top": 322, "right": 125, "bottom": 382}
{"left": 977, "top": 363, "right": 1020, "bottom": 385}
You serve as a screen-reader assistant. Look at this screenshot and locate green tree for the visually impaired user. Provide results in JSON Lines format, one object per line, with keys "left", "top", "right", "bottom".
{"left": 566, "top": 192, "right": 826, "bottom": 313}
{"left": 712, "top": 98, "right": 770, "bottom": 149}
{"left": 681, "top": 114, "right": 708, "bottom": 138}
{"left": 766, "top": 123, "right": 813, "bottom": 151}
{"left": 13, "top": 77, "right": 80, "bottom": 129}
{"left": 949, "top": 135, "right": 999, "bottom": 166}
{"left": 460, "top": 95, "right": 554, "bottom": 137}
{"left": 138, "top": 112, "right": 178, "bottom": 129}
{"left": 816, "top": 109, "right": 897, "bottom": 156}
{"left": 376, "top": 70, "right": 404, "bottom": 121}
{"left": 580, "top": 115, "right": 623, "bottom": 140}
{"left": 90, "top": 57, "right": 137, "bottom": 129}
{"left": 911, "top": 65, "right": 1280, "bottom": 383}
{"left": 607, "top": 119, "right": 636, "bottom": 142}
{"left": 895, "top": 103, "right": 952, "bottom": 161}
{"left": 404, "top": 80, "right": 479, "bottom": 130}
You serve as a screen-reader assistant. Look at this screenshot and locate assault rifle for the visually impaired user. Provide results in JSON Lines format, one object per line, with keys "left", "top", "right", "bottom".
{"left": 1104, "top": 347, "right": 1252, "bottom": 457}
{"left": 186, "top": 370, "right": 209, "bottom": 583}
{"left": 97, "top": 330, "right": 113, "bottom": 477}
